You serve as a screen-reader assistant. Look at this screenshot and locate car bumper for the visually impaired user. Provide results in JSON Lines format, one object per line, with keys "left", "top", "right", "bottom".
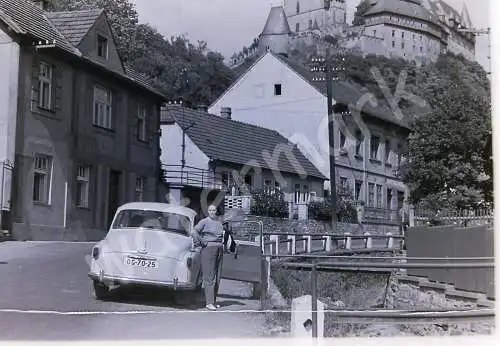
{"left": 88, "top": 272, "right": 196, "bottom": 290}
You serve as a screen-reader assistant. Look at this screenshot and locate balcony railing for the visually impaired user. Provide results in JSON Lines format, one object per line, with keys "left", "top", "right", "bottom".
{"left": 162, "top": 165, "right": 224, "bottom": 190}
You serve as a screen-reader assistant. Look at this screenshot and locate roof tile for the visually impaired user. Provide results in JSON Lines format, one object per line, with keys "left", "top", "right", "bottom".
{"left": 46, "top": 9, "right": 103, "bottom": 46}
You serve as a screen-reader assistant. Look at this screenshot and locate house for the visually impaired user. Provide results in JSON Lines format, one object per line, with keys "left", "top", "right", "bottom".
{"left": 159, "top": 104, "right": 327, "bottom": 218}
{"left": 209, "top": 47, "right": 419, "bottom": 223}
{"left": 0, "top": 0, "right": 167, "bottom": 241}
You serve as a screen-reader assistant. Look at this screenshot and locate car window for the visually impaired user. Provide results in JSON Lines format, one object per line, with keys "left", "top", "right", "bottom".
{"left": 112, "top": 209, "right": 191, "bottom": 236}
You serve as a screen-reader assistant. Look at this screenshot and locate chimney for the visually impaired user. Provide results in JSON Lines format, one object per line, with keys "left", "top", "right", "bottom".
{"left": 220, "top": 107, "right": 232, "bottom": 120}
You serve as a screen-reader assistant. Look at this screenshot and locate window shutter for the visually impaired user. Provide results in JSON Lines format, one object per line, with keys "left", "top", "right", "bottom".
{"left": 52, "top": 65, "right": 63, "bottom": 112}
{"left": 31, "top": 57, "right": 40, "bottom": 111}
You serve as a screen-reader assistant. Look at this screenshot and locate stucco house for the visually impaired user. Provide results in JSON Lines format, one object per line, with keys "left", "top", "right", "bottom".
{"left": 0, "top": 0, "right": 166, "bottom": 240}
{"left": 160, "top": 104, "right": 327, "bottom": 218}
{"left": 209, "top": 47, "right": 417, "bottom": 223}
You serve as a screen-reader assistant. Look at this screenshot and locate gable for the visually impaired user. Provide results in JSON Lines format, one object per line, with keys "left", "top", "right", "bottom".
{"left": 209, "top": 52, "right": 324, "bottom": 114}
{"left": 76, "top": 12, "right": 124, "bottom": 74}
{"left": 46, "top": 9, "right": 103, "bottom": 47}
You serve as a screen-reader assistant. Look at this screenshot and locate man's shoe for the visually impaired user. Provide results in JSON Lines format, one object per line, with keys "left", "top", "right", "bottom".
{"left": 206, "top": 304, "right": 217, "bottom": 311}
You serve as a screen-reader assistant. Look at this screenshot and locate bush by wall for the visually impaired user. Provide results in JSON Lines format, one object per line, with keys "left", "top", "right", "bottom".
{"left": 250, "top": 188, "right": 289, "bottom": 218}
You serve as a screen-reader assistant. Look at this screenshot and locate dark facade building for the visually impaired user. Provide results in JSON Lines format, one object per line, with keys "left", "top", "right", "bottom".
{"left": 0, "top": 0, "right": 166, "bottom": 241}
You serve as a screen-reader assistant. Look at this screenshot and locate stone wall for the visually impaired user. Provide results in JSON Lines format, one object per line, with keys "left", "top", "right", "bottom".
{"left": 230, "top": 215, "right": 400, "bottom": 240}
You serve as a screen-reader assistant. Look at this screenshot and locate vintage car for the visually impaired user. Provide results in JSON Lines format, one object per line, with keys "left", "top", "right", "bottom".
{"left": 88, "top": 202, "right": 203, "bottom": 300}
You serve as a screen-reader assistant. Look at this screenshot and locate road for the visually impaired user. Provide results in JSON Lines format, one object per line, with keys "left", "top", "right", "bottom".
{"left": 0, "top": 241, "right": 268, "bottom": 340}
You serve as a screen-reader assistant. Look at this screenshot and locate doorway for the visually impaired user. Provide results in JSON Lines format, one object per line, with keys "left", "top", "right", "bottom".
{"left": 107, "top": 170, "right": 121, "bottom": 228}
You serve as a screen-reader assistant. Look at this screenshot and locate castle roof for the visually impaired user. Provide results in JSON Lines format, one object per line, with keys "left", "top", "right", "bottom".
{"left": 424, "top": 0, "right": 472, "bottom": 28}
{"left": 364, "top": 0, "right": 439, "bottom": 25}
{"left": 260, "top": 6, "right": 291, "bottom": 36}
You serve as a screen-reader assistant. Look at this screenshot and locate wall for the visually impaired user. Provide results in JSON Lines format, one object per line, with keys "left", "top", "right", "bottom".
{"left": 159, "top": 122, "right": 210, "bottom": 170}
{"left": 0, "top": 26, "right": 20, "bottom": 228}
{"left": 406, "top": 224, "right": 495, "bottom": 299}
{"left": 209, "top": 53, "right": 329, "bottom": 180}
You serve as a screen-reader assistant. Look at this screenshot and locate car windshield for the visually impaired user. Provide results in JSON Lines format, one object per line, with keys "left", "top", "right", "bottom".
{"left": 111, "top": 209, "right": 191, "bottom": 236}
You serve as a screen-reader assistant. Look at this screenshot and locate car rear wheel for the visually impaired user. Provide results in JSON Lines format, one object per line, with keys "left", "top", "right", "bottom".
{"left": 93, "top": 280, "right": 111, "bottom": 300}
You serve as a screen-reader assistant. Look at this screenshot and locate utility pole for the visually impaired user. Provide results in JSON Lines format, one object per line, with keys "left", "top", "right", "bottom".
{"left": 311, "top": 45, "right": 346, "bottom": 232}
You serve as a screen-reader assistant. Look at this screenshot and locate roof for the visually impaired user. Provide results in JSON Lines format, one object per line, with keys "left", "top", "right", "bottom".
{"left": 364, "top": 0, "right": 440, "bottom": 24}
{"left": 272, "top": 53, "right": 412, "bottom": 130}
{"left": 116, "top": 202, "right": 198, "bottom": 219}
{"left": 45, "top": 9, "right": 103, "bottom": 46}
{"left": 0, "top": 0, "right": 165, "bottom": 99}
{"left": 261, "top": 6, "right": 291, "bottom": 36}
{"left": 425, "top": 0, "right": 471, "bottom": 27}
{"left": 0, "top": 0, "right": 80, "bottom": 54}
{"left": 161, "top": 105, "right": 327, "bottom": 180}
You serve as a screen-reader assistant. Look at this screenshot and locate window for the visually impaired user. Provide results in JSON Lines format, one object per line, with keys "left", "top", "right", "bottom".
{"left": 373, "top": 30, "right": 376, "bottom": 36}
{"left": 402, "top": 32, "right": 405, "bottom": 38}
{"left": 387, "top": 188, "right": 392, "bottom": 209}
{"left": 420, "top": 46, "right": 423, "bottom": 52}
{"left": 355, "top": 130, "right": 363, "bottom": 155}
{"left": 274, "top": 84, "right": 282, "bottom": 96}
{"left": 402, "top": 42, "right": 405, "bottom": 49}
{"left": 38, "top": 62, "right": 52, "bottom": 110}
{"left": 392, "top": 30, "right": 395, "bottom": 37}
{"left": 135, "top": 177, "right": 145, "bottom": 201}
{"left": 137, "top": 104, "right": 147, "bottom": 141}
{"left": 355, "top": 180, "right": 362, "bottom": 200}
{"left": 385, "top": 139, "right": 391, "bottom": 162}
{"left": 370, "top": 136, "right": 380, "bottom": 159}
{"left": 309, "top": 19, "right": 313, "bottom": 29}
{"left": 368, "top": 183, "right": 375, "bottom": 207}
{"left": 296, "top": 1, "right": 300, "bottom": 14}
{"left": 340, "top": 177, "right": 348, "bottom": 189}
{"left": 93, "top": 85, "right": 112, "bottom": 129}
{"left": 376, "top": 184, "right": 383, "bottom": 208}
{"left": 33, "top": 154, "right": 52, "bottom": 204}
{"left": 392, "top": 41, "right": 395, "bottom": 48}
{"left": 97, "top": 35, "right": 108, "bottom": 59}
{"left": 339, "top": 130, "right": 346, "bottom": 148}
{"left": 76, "top": 165, "right": 90, "bottom": 208}
{"left": 296, "top": 23, "right": 300, "bottom": 32}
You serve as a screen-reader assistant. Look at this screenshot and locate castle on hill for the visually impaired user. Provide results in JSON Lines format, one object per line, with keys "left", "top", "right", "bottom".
{"left": 230, "top": 0, "right": 477, "bottom": 67}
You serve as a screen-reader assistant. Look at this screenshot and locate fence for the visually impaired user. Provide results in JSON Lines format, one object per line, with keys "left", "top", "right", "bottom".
{"left": 412, "top": 207, "right": 493, "bottom": 226}
{"left": 273, "top": 260, "right": 495, "bottom": 338}
{"left": 405, "top": 224, "right": 495, "bottom": 299}
{"left": 161, "top": 164, "right": 224, "bottom": 190}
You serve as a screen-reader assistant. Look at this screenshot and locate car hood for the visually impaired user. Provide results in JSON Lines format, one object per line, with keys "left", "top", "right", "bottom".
{"left": 103, "top": 228, "right": 192, "bottom": 261}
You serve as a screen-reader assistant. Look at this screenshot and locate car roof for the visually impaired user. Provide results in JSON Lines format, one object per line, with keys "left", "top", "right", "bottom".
{"left": 115, "top": 202, "right": 198, "bottom": 219}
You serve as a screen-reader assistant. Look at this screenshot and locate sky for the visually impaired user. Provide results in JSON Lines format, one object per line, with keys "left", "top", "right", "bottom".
{"left": 130, "top": 0, "right": 491, "bottom": 72}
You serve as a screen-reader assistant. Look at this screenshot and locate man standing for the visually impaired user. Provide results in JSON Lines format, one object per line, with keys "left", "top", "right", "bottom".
{"left": 191, "top": 204, "right": 224, "bottom": 310}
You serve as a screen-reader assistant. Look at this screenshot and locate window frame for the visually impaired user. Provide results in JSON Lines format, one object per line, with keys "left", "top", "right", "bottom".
{"left": 137, "top": 103, "right": 147, "bottom": 142}
{"left": 38, "top": 61, "right": 53, "bottom": 110}
{"left": 93, "top": 84, "right": 113, "bottom": 130}
{"left": 33, "top": 154, "right": 53, "bottom": 205}
{"left": 97, "top": 34, "right": 108, "bottom": 59}
{"left": 76, "top": 164, "right": 91, "bottom": 208}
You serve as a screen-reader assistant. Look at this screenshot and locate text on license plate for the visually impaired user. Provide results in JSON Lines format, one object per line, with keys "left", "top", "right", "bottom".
{"left": 124, "top": 256, "right": 158, "bottom": 268}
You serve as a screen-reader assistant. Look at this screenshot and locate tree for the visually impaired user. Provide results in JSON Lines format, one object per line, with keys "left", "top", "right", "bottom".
{"left": 399, "top": 53, "right": 492, "bottom": 210}
{"left": 352, "top": 0, "right": 371, "bottom": 26}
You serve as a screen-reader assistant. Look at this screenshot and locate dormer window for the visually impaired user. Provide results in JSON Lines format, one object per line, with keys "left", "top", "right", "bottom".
{"left": 97, "top": 35, "right": 108, "bottom": 59}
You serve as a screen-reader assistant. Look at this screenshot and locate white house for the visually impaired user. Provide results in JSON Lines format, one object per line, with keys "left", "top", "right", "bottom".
{"left": 209, "top": 51, "right": 418, "bottom": 218}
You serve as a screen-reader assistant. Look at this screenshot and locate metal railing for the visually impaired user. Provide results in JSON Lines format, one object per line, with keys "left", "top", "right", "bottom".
{"left": 275, "top": 259, "right": 495, "bottom": 338}
{"left": 161, "top": 165, "right": 224, "bottom": 189}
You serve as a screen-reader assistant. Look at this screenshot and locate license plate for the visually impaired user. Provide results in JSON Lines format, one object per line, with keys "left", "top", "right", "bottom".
{"left": 124, "top": 256, "right": 158, "bottom": 268}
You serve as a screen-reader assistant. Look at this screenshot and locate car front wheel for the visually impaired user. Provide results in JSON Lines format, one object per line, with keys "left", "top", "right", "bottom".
{"left": 93, "top": 280, "right": 111, "bottom": 300}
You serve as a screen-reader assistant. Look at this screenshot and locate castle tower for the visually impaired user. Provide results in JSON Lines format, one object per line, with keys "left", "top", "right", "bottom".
{"left": 258, "top": 6, "right": 292, "bottom": 56}
{"left": 284, "top": 0, "right": 347, "bottom": 36}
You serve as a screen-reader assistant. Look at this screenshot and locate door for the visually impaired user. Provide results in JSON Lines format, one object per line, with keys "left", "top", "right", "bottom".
{"left": 107, "top": 170, "right": 121, "bottom": 228}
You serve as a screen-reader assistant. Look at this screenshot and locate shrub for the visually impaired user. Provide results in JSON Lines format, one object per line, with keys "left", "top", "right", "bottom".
{"left": 250, "top": 188, "right": 289, "bottom": 218}
{"left": 308, "top": 184, "right": 357, "bottom": 223}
